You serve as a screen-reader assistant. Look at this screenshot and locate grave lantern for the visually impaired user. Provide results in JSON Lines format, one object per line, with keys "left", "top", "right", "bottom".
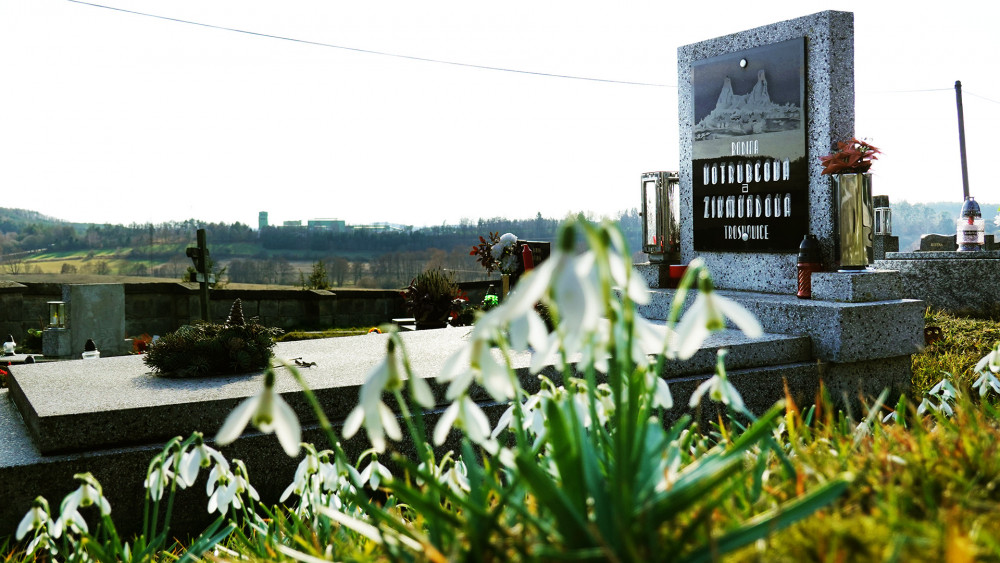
{"left": 873, "top": 195, "right": 892, "bottom": 236}
{"left": 957, "top": 196, "right": 985, "bottom": 251}
{"left": 48, "top": 301, "right": 66, "bottom": 328}
{"left": 640, "top": 171, "right": 680, "bottom": 263}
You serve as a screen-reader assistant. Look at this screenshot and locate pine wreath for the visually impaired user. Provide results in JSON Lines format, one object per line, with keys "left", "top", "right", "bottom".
{"left": 144, "top": 300, "right": 282, "bottom": 378}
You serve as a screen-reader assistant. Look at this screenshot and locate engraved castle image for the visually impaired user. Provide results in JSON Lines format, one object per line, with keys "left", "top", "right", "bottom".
{"left": 694, "top": 70, "right": 801, "bottom": 141}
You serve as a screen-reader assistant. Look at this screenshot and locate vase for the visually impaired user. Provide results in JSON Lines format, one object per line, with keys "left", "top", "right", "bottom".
{"left": 833, "top": 173, "right": 873, "bottom": 270}
{"left": 501, "top": 273, "right": 510, "bottom": 300}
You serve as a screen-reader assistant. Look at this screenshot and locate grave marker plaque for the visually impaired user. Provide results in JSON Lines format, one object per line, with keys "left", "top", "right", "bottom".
{"left": 692, "top": 37, "right": 808, "bottom": 252}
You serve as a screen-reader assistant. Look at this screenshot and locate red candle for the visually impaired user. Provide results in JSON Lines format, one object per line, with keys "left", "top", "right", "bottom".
{"left": 521, "top": 244, "right": 534, "bottom": 271}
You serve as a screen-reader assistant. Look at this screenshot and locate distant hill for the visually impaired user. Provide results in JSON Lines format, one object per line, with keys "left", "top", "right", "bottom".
{"left": 0, "top": 207, "right": 69, "bottom": 231}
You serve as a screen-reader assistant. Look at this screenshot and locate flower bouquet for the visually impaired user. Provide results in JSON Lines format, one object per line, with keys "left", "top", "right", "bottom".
{"left": 470, "top": 232, "right": 521, "bottom": 275}
{"left": 818, "top": 137, "right": 880, "bottom": 175}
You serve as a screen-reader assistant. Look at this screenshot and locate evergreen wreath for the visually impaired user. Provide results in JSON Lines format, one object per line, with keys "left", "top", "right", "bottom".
{"left": 144, "top": 299, "right": 283, "bottom": 378}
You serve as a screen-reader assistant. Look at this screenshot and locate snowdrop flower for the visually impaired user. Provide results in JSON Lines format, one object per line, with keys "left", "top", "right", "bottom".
{"left": 975, "top": 343, "right": 1000, "bottom": 375}
{"left": 206, "top": 466, "right": 240, "bottom": 515}
{"left": 669, "top": 260, "right": 763, "bottom": 360}
{"left": 648, "top": 371, "right": 674, "bottom": 410}
{"left": 61, "top": 473, "right": 111, "bottom": 516}
{"left": 928, "top": 378, "right": 958, "bottom": 402}
{"left": 232, "top": 460, "right": 260, "bottom": 501}
{"left": 973, "top": 371, "right": 1000, "bottom": 397}
{"left": 281, "top": 447, "right": 320, "bottom": 503}
{"left": 16, "top": 497, "right": 51, "bottom": 541}
{"left": 605, "top": 223, "right": 651, "bottom": 307}
{"left": 206, "top": 460, "right": 258, "bottom": 515}
{"left": 443, "top": 460, "right": 470, "bottom": 495}
{"left": 439, "top": 338, "right": 515, "bottom": 402}
{"left": 433, "top": 395, "right": 497, "bottom": 454}
{"left": 343, "top": 336, "right": 433, "bottom": 454}
{"left": 216, "top": 368, "right": 301, "bottom": 457}
{"left": 491, "top": 392, "right": 549, "bottom": 439}
{"left": 358, "top": 451, "right": 393, "bottom": 489}
{"left": 53, "top": 473, "right": 110, "bottom": 537}
{"left": 688, "top": 350, "right": 748, "bottom": 414}
{"left": 145, "top": 453, "right": 181, "bottom": 501}
{"left": 180, "top": 433, "right": 229, "bottom": 487}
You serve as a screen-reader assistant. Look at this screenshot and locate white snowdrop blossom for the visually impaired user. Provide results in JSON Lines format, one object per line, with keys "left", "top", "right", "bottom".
{"left": 216, "top": 369, "right": 302, "bottom": 457}
{"left": 15, "top": 497, "right": 51, "bottom": 541}
{"left": 281, "top": 444, "right": 322, "bottom": 502}
{"left": 443, "top": 460, "right": 471, "bottom": 495}
{"left": 972, "top": 343, "right": 1000, "bottom": 398}
{"left": 232, "top": 460, "right": 260, "bottom": 502}
{"left": 669, "top": 260, "right": 763, "bottom": 360}
{"left": 206, "top": 461, "right": 258, "bottom": 515}
{"left": 53, "top": 473, "right": 110, "bottom": 537}
{"left": 491, "top": 392, "right": 550, "bottom": 440}
{"left": 358, "top": 452, "right": 393, "bottom": 489}
{"left": 974, "top": 343, "right": 1000, "bottom": 375}
{"left": 341, "top": 337, "right": 429, "bottom": 454}
{"left": 206, "top": 464, "right": 239, "bottom": 515}
{"left": 433, "top": 395, "right": 497, "bottom": 454}
{"left": 688, "top": 350, "right": 748, "bottom": 414}
{"left": 145, "top": 453, "right": 182, "bottom": 501}
{"left": 439, "top": 338, "right": 514, "bottom": 402}
{"left": 180, "top": 434, "right": 229, "bottom": 487}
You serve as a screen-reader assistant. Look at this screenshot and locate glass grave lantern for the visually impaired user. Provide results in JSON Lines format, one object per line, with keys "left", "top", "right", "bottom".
{"left": 640, "top": 171, "right": 680, "bottom": 264}
{"left": 873, "top": 195, "right": 892, "bottom": 236}
{"left": 47, "top": 301, "right": 66, "bottom": 328}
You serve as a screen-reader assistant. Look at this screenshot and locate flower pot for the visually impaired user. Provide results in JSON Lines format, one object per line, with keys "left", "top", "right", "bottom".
{"left": 833, "top": 173, "right": 873, "bottom": 269}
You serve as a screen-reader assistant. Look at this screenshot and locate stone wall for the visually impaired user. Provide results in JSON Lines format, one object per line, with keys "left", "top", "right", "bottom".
{"left": 0, "top": 281, "right": 412, "bottom": 344}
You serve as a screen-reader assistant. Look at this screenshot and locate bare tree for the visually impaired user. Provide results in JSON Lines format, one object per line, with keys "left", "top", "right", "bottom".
{"left": 1, "top": 255, "right": 23, "bottom": 274}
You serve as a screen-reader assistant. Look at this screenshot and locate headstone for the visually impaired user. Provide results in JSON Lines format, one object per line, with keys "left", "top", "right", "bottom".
{"left": 42, "top": 284, "right": 129, "bottom": 358}
{"left": 678, "top": 11, "right": 855, "bottom": 293}
{"left": 919, "top": 234, "right": 956, "bottom": 252}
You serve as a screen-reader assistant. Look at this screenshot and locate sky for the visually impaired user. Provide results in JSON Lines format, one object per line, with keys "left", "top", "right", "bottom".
{"left": 1, "top": 0, "right": 998, "bottom": 228}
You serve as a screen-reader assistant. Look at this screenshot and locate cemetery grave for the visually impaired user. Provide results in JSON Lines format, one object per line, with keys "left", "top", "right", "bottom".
{"left": 11, "top": 9, "right": 1000, "bottom": 558}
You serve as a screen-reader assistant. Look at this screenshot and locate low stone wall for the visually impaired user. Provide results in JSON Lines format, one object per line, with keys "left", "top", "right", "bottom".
{"left": 0, "top": 281, "right": 412, "bottom": 344}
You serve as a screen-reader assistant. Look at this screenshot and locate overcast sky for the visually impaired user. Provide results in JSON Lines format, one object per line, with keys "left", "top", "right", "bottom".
{"left": 2, "top": 0, "right": 997, "bottom": 227}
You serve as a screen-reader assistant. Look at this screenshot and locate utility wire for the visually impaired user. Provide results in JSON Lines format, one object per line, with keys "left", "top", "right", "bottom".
{"left": 66, "top": 0, "right": 673, "bottom": 88}
{"left": 966, "top": 91, "right": 1000, "bottom": 105}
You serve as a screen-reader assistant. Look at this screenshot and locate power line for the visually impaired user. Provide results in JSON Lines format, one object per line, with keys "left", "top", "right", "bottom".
{"left": 65, "top": 0, "right": 673, "bottom": 88}
{"left": 966, "top": 91, "right": 1000, "bottom": 105}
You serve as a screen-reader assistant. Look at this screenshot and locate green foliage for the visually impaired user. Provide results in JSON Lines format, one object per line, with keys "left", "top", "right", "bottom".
{"left": 401, "top": 267, "right": 464, "bottom": 327}
{"left": 726, "top": 380, "right": 1000, "bottom": 561}
{"left": 143, "top": 320, "right": 282, "bottom": 378}
{"left": 300, "top": 260, "right": 331, "bottom": 290}
{"left": 277, "top": 329, "right": 371, "bottom": 341}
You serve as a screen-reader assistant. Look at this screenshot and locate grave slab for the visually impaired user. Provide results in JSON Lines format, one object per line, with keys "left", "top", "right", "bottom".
{"left": 8, "top": 329, "right": 528, "bottom": 455}
{"left": 638, "top": 289, "right": 924, "bottom": 364}
{"left": 874, "top": 251, "right": 1000, "bottom": 318}
{"left": 3, "top": 326, "right": 819, "bottom": 537}
{"left": 810, "top": 270, "right": 903, "bottom": 303}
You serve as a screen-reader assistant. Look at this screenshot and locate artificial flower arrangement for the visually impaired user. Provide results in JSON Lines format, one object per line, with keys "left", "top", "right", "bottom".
{"left": 470, "top": 231, "right": 521, "bottom": 275}
{"left": 143, "top": 299, "right": 282, "bottom": 378}
{"left": 818, "top": 137, "right": 880, "bottom": 175}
